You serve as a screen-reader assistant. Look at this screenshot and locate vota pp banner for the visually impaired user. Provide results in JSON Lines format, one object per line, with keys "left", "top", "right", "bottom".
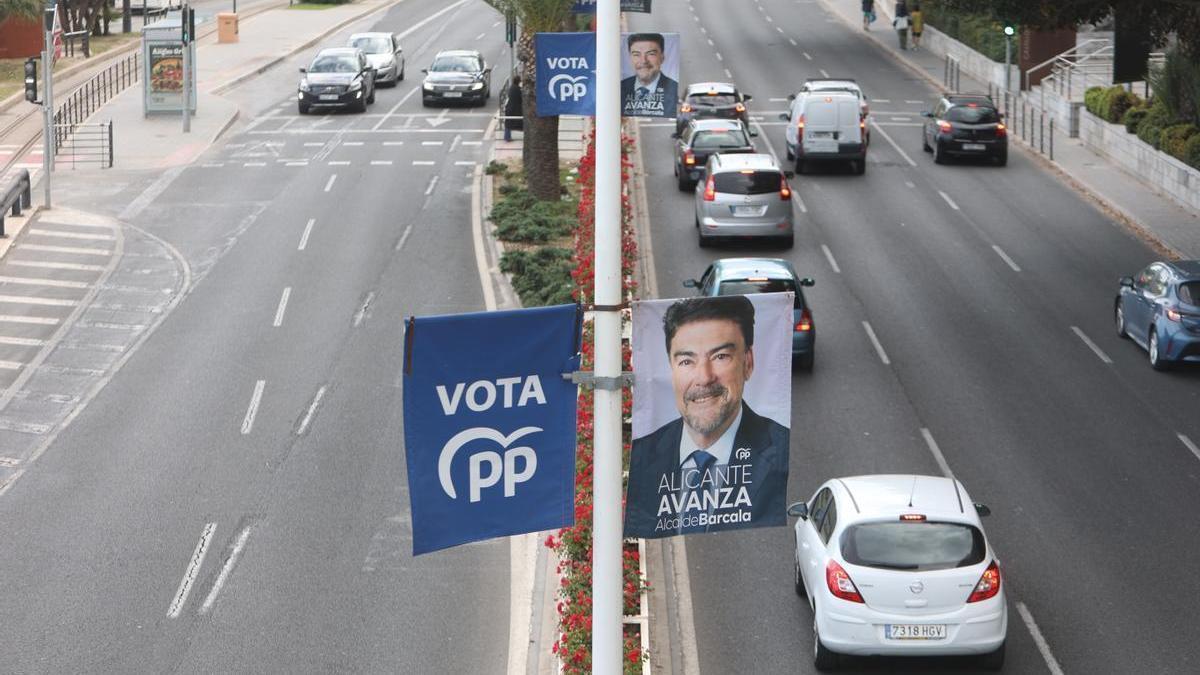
{"left": 535, "top": 32, "right": 596, "bottom": 117}
{"left": 402, "top": 304, "right": 581, "bottom": 555}
{"left": 572, "top": 0, "right": 653, "bottom": 12}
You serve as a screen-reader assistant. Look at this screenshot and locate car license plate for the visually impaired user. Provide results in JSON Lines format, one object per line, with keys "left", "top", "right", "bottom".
{"left": 962, "top": 143, "right": 986, "bottom": 151}
{"left": 811, "top": 131, "right": 834, "bottom": 138}
{"left": 887, "top": 624, "right": 947, "bottom": 640}
{"left": 444, "top": 91, "right": 462, "bottom": 98}
{"left": 733, "top": 205, "right": 766, "bottom": 217}
{"left": 319, "top": 94, "right": 339, "bottom": 101}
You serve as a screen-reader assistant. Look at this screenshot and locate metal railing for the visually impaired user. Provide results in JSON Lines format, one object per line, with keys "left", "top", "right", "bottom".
{"left": 54, "top": 121, "right": 113, "bottom": 169}
{"left": 989, "top": 83, "right": 1055, "bottom": 161}
{"left": 61, "top": 29, "right": 90, "bottom": 58}
{"left": 1022, "top": 38, "right": 1111, "bottom": 92}
{"left": 53, "top": 50, "right": 140, "bottom": 156}
{"left": 0, "top": 169, "right": 33, "bottom": 237}
{"left": 944, "top": 55, "right": 961, "bottom": 92}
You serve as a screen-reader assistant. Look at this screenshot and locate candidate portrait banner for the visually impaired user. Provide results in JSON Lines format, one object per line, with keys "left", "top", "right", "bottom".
{"left": 572, "top": 0, "right": 653, "bottom": 12}
{"left": 403, "top": 304, "right": 581, "bottom": 555}
{"left": 620, "top": 31, "right": 680, "bottom": 118}
{"left": 535, "top": 32, "right": 596, "bottom": 117}
{"left": 624, "top": 293, "right": 792, "bottom": 539}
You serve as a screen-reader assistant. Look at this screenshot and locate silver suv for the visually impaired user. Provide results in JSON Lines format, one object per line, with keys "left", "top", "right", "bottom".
{"left": 694, "top": 153, "right": 795, "bottom": 248}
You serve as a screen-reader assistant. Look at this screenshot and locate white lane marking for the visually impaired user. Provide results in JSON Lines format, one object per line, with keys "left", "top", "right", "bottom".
{"left": 244, "top": 162, "right": 266, "bottom": 167}
{"left": 821, "top": 244, "right": 841, "bottom": 273}
{"left": 241, "top": 380, "right": 266, "bottom": 435}
{"left": 862, "top": 321, "right": 891, "bottom": 365}
{"left": 790, "top": 38, "right": 798, "bottom": 46}
{"left": 461, "top": 140, "right": 482, "bottom": 146}
{"left": 0, "top": 336, "right": 44, "bottom": 347}
{"left": 769, "top": 97, "right": 788, "bottom": 102}
{"left": 273, "top": 287, "right": 291, "bottom": 327}
{"left": 1179, "top": 434, "right": 1200, "bottom": 462}
{"left": 0, "top": 315, "right": 59, "bottom": 325}
{"left": 938, "top": 190, "right": 960, "bottom": 210}
{"left": 700, "top": 26, "right": 707, "bottom": 34}
{"left": 449, "top": 134, "right": 462, "bottom": 153}
{"left": 0, "top": 275, "right": 88, "bottom": 289}
{"left": 920, "top": 428, "right": 955, "bottom": 479}
{"left": 199, "top": 526, "right": 252, "bottom": 615}
{"left": 905, "top": 180, "right": 915, "bottom": 188}
{"left": 18, "top": 243, "right": 111, "bottom": 256}
{"left": 455, "top": 161, "right": 477, "bottom": 166}
{"left": 342, "top": 141, "right": 364, "bottom": 146}
{"left": 298, "top": 218, "right": 315, "bottom": 251}
{"left": 777, "top": 26, "right": 784, "bottom": 33}
{"left": 167, "top": 522, "right": 216, "bottom": 618}
{"left": 396, "top": 224, "right": 413, "bottom": 251}
{"left": 353, "top": 291, "right": 375, "bottom": 327}
{"left": 802, "top": 51, "right": 811, "bottom": 60}
{"left": 328, "top": 160, "right": 350, "bottom": 166}
{"left": 0, "top": 456, "right": 21, "bottom": 467}
{"left": 492, "top": 20, "right": 500, "bottom": 27}
{"left": 422, "top": 140, "right": 444, "bottom": 146}
{"left": 870, "top": 121, "right": 918, "bottom": 167}
{"left": 707, "top": 38, "right": 714, "bottom": 46}
{"left": 765, "top": 15, "right": 773, "bottom": 22}
{"left": 820, "top": 69, "right": 830, "bottom": 77}
{"left": 413, "top": 160, "right": 436, "bottom": 166}
{"left": 324, "top": 174, "right": 337, "bottom": 192}
{"left": 285, "top": 161, "right": 307, "bottom": 166}
{"left": 425, "top": 175, "right": 440, "bottom": 196}
{"left": 1017, "top": 602, "right": 1066, "bottom": 675}
{"left": 475, "top": 32, "right": 486, "bottom": 40}
{"left": 383, "top": 141, "right": 405, "bottom": 146}
{"left": 715, "top": 52, "right": 723, "bottom": 61}
{"left": 0, "top": 294, "right": 78, "bottom": 307}
{"left": 724, "top": 68, "right": 733, "bottom": 78}
{"left": 297, "top": 386, "right": 327, "bottom": 436}
{"left": 992, "top": 245, "right": 1021, "bottom": 272}
{"left": 1071, "top": 326, "right": 1112, "bottom": 364}
{"left": 28, "top": 229, "right": 115, "bottom": 241}
{"left": 371, "top": 160, "right": 394, "bottom": 166}
{"left": 905, "top": 99, "right": 924, "bottom": 104}
{"left": 0, "top": 360, "right": 23, "bottom": 370}
{"left": 890, "top": 116, "right": 912, "bottom": 121}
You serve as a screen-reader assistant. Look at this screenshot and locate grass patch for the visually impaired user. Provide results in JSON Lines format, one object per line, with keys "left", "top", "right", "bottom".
{"left": 0, "top": 33, "right": 139, "bottom": 102}
{"left": 500, "top": 248, "right": 575, "bottom": 307}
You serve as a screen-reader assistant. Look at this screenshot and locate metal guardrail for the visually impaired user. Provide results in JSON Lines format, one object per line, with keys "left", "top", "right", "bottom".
{"left": 0, "top": 169, "right": 33, "bottom": 237}
{"left": 989, "top": 83, "right": 1055, "bottom": 161}
{"left": 54, "top": 121, "right": 113, "bottom": 169}
{"left": 53, "top": 51, "right": 140, "bottom": 156}
{"left": 943, "top": 55, "right": 961, "bottom": 92}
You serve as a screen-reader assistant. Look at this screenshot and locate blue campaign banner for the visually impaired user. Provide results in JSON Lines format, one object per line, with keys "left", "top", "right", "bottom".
{"left": 572, "top": 0, "right": 652, "bottom": 13}
{"left": 534, "top": 32, "right": 596, "bottom": 117}
{"left": 403, "top": 304, "right": 582, "bottom": 555}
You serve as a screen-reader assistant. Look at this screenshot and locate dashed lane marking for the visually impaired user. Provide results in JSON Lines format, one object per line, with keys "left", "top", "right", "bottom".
{"left": 0, "top": 276, "right": 89, "bottom": 289}
{"left": 821, "top": 244, "right": 841, "bottom": 273}
{"left": 0, "top": 294, "right": 78, "bottom": 307}
{"left": 168, "top": 523, "right": 216, "bottom": 619}
{"left": 991, "top": 245, "right": 1021, "bottom": 272}
{"left": 0, "top": 336, "right": 45, "bottom": 347}
{"left": 0, "top": 315, "right": 59, "bottom": 325}
{"left": 938, "top": 190, "right": 960, "bottom": 210}
{"left": 18, "top": 243, "right": 111, "bottom": 256}
{"left": 241, "top": 380, "right": 266, "bottom": 435}
{"left": 298, "top": 218, "right": 315, "bottom": 251}
{"left": 1180, "top": 434, "right": 1200, "bottom": 462}
{"left": 0, "top": 360, "right": 22, "bottom": 370}
{"left": 1071, "top": 326, "right": 1112, "bottom": 364}
{"left": 862, "top": 321, "right": 891, "bottom": 365}
{"left": 1017, "top": 603, "right": 1066, "bottom": 675}
{"left": 371, "top": 160, "right": 394, "bottom": 166}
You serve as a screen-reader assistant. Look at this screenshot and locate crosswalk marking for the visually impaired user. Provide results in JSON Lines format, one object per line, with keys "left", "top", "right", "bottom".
{"left": 0, "top": 315, "right": 59, "bottom": 325}
{"left": 0, "top": 360, "right": 24, "bottom": 370}
{"left": 18, "top": 244, "right": 111, "bottom": 256}
{"left": 8, "top": 260, "right": 105, "bottom": 272}
{"left": 0, "top": 336, "right": 46, "bottom": 347}
{"left": 0, "top": 276, "right": 89, "bottom": 289}
{"left": 27, "top": 229, "right": 116, "bottom": 242}
{"left": 0, "top": 294, "right": 79, "bottom": 307}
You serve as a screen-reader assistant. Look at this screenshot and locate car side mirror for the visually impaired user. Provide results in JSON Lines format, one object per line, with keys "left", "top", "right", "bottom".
{"left": 787, "top": 502, "right": 809, "bottom": 520}
{"left": 784, "top": 170, "right": 795, "bottom": 179}
{"left": 920, "top": 111, "right": 932, "bottom": 117}
{"left": 682, "top": 279, "right": 699, "bottom": 289}
{"left": 778, "top": 112, "right": 790, "bottom": 121}
{"left": 421, "top": 68, "right": 428, "bottom": 74}
{"left": 974, "top": 503, "right": 991, "bottom": 518}
{"left": 299, "top": 67, "right": 307, "bottom": 73}
{"left": 671, "top": 132, "right": 680, "bottom": 139}
{"left": 787, "top": 93, "right": 796, "bottom": 102}
{"left": 800, "top": 278, "right": 815, "bottom": 287}
{"left": 1119, "top": 276, "right": 1134, "bottom": 288}
{"left": 749, "top": 129, "right": 759, "bottom": 137}
{"left": 743, "top": 94, "right": 753, "bottom": 101}
{"left": 998, "top": 112, "right": 1005, "bottom": 119}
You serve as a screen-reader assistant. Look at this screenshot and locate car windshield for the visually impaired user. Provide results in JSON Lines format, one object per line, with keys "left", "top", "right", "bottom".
{"left": 309, "top": 55, "right": 358, "bottom": 73}
{"left": 350, "top": 37, "right": 391, "bottom": 54}
{"left": 713, "top": 171, "right": 780, "bottom": 195}
{"left": 841, "top": 521, "right": 986, "bottom": 571}
{"left": 947, "top": 106, "right": 1000, "bottom": 124}
{"left": 688, "top": 94, "right": 737, "bottom": 106}
{"left": 1180, "top": 281, "right": 1199, "bottom": 306}
{"left": 431, "top": 55, "right": 481, "bottom": 73}
{"left": 691, "top": 130, "right": 748, "bottom": 149}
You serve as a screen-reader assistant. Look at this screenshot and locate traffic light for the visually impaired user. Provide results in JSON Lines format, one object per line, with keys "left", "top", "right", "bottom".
{"left": 23, "top": 57, "right": 39, "bottom": 104}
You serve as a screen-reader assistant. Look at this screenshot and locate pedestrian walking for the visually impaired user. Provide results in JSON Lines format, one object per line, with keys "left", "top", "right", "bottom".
{"left": 910, "top": 3, "right": 924, "bottom": 50}
{"left": 861, "top": 0, "right": 875, "bottom": 30}
{"left": 893, "top": 1, "right": 910, "bottom": 50}
{"left": 503, "top": 75, "right": 522, "bottom": 142}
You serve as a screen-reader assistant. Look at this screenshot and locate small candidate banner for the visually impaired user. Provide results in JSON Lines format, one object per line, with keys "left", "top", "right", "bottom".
{"left": 621, "top": 32, "right": 680, "bottom": 118}
{"left": 403, "top": 305, "right": 582, "bottom": 555}
{"left": 624, "top": 293, "right": 792, "bottom": 539}
{"left": 572, "top": 0, "right": 653, "bottom": 12}
{"left": 535, "top": 32, "right": 596, "bottom": 117}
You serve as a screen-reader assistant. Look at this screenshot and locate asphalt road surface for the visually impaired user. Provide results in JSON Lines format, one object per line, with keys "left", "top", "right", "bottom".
{"left": 633, "top": 0, "right": 1200, "bottom": 673}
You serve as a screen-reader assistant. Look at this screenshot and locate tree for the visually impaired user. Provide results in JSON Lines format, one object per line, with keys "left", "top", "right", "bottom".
{"left": 484, "top": 0, "right": 575, "bottom": 201}
{"left": 0, "top": 0, "right": 42, "bottom": 22}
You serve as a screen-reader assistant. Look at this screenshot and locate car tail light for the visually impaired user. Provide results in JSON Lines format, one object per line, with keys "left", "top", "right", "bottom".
{"left": 899, "top": 514, "right": 926, "bottom": 521}
{"left": 967, "top": 561, "right": 1002, "bottom": 603}
{"left": 1166, "top": 307, "right": 1182, "bottom": 322}
{"left": 680, "top": 103, "right": 693, "bottom": 113}
{"left": 703, "top": 174, "right": 716, "bottom": 201}
{"left": 780, "top": 175, "right": 792, "bottom": 201}
{"left": 995, "top": 123, "right": 1007, "bottom": 138}
{"left": 684, "top": 149, "right": 696, "bottom": 166}
{"left": 794, "top": 308, "right": 812, "bottom": 332}
{"left": 797, "top": 114, "right": 806, "bottom": 140}
{"left": 735, "top": 102, "right": 746, "bottom": 113}
{"left": 937, "top": 120, "right": 953, "bottom": 133}
{"left": 826, "top": 560, "right": 864, "bottom": 603}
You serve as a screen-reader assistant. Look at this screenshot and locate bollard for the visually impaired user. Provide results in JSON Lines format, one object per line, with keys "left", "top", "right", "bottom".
{"left": 1039, "top": 112, "right": 1044, "bottom": 154}
{"left": 1049, "top": 118, "right": 1054, "bottom": 161}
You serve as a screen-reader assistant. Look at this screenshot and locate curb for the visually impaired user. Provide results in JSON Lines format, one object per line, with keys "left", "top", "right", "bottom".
{"left": 0, "top": 204, "right": 42, "bottom": 261}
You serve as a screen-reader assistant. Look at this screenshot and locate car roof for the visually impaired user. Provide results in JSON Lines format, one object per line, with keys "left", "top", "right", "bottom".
{"left": 833, "top": 475, "right": 978, "bottom": 523}
{"left": 686, "top": 81, "right": 737, "bottom": 95}
{"left": 712, "top": 257, "right": 797, "bottom": 281}
{"left": 317, "top": 47, "right": 359, "bottom": 56}
{"left": 349, "top": 32, "right": 392, "bottom": 39}
{"left": 711, "top": 153, "right": 780, "bottom": 173}
{"left": 805, "top": 79, "right": 860, "bottom": 89}
{"left": 1167, "top": 260, "right": 1200, "bottom": 278}
{"left": 435, "top": 49, "right": 482, "bottom": 58}
{"left": 946, "top": 94, "right": 995, "bottom": 106}
{"left": 690, "top": 118, "right": 747, "bottom": 131}
{"left": 801, "top": 91, "right": 860, "bottom": 101}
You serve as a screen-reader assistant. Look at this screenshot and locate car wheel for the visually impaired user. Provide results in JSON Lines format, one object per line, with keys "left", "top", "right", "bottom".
{"left": 1149, "top": 328, "right": 1170, "bottom": 370}
{"left": 854, "top": 158, "right": 866, "bottom": 175}
{"left": 797, "top": 351, "right": 814, "bottom": 372}
{"left": 357, "top": 96, "right": 368, "bottom": 113}
{"left": 813, "top": 620, "right": 838, "bottom": 671}
{"left": 1116, "top": 301, "right": 1129, "bottom": 339}
{"left": 922, "top": 131, "right": 931, "bottom": 152}
{"left": 367, "top": 87, "right": 375, "bottom": 104}
{"left": 677, "top": 173, "right": 691, "bottom": 192}
{"left": 795, "top": 158, "right": 806, "bottom": 175}
{"left": 780, "top": 234, "right": 794, "bottom": 249}
{"left": 421, "top": 96, "right": 432, "bottom": 108}
{"left": 794, "top": 556, "right": 807, "bottom": 597}
{"left": 979, "top": 641, "right": 1006, "bottom": 671}
{"left": 398, "top": 64, "right": 405, "bottom": 82}
{"left": 933, "top": 141, "right": 946, "bottom": 164}
{"left": 298, "top": 102, "right": 309, "bottom": 115}
{"left": 697, "top": 229, "right": 710, "bottom": 248}
{"left": 994, "top": 151, "right": 1008, "bottom": 167}
{"left": 785, "top": 145, "right": 794, "bottom": 161}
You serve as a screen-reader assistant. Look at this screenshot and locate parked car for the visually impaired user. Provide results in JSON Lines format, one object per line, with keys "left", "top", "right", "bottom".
{"left": 684, "top": 257, "right": 815, "bottom": 369}
{"left": 347, "top": 32, "right": 404, "bottom": 86}
{"left": 781, "top": 92, "right": 867, "bottom": 175}
{"left": 297, "top": 47, "right": 376, "bottom": 114}
{"left": 1115, "top": 260, "right": 1200, "bottom": 369}
{"left": 674, "top": 81, "right": 753, "bottom": 136}
{"left": 694, "top": 153, "right": 796, "bottom": 250}
{"left": 422, "top": 50, "right": 492, "bottom": 107}
{"left": 921, "top": 94, "right": 1008, "bottom": 166}
{"left": 789, "top": 475, "right": 1007, "bottom": 670}
{"left": 673, "top": 118, "right": 756, "bottom": 191}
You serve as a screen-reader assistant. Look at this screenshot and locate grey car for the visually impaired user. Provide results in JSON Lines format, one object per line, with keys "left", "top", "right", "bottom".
{"left": 694, "top": 153, "right": 795, "bottom": 248}
{"left": 348, "top": 32, "right": 404, "bottom": 86}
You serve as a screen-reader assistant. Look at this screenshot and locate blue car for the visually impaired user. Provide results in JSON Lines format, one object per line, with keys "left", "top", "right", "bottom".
{"left": 1115, "top": 260, "right": 1200, "bottom": 369}
{"left": 683, "top": 257, "right": 816, "bottom": 371}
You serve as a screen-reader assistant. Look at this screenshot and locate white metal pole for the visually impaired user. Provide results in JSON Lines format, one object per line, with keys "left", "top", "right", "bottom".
{"left": 591, "top": 0, "right": 622, "bottom": 672}
{"left": 1005, "top": 35, "right": 1012, "bottom": 93}
{"left": 42, "top": 8, "right": 54, "bottom": 209}
{"left": 182, "top": 4, "right": 191, "bottom": 133}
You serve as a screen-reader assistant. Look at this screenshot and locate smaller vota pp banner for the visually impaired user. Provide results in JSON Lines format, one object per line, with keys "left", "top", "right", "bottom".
{"left": 403, "top": 304, "right": 581, "bottom": 555}
{"left": 572, "top": 0, "right": 653, "bottom": 13}
{"left": 535, "top": 32, "right": 596, "bottom": 117}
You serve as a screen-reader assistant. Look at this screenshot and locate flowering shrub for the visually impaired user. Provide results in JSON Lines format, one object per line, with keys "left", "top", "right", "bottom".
{"left": 546, "top": 127, "right": 644, "bottom": 674}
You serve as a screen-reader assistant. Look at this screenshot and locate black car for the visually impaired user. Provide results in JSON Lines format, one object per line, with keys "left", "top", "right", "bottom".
{"left": 921, "top": 94, "right": 1008, "bottom": 165}
{"left": 297, "top": 47, "right": 376, "bottom": 114}
{"left": 672, "top": 118, "right": 756, "bottom": 191}
{"left": 674, "top": 81, "right": 752, "bottom": 136}
{"left": 422, "top": 50, "right": 492, "bottom": 107}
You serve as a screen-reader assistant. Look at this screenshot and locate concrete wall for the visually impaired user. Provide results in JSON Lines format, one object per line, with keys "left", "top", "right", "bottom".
{"left": 1078, "top": 108, "right": 1200, "bottom": 213}
{"left": 920, "top": 25, "right": 1018, "bottom": 92}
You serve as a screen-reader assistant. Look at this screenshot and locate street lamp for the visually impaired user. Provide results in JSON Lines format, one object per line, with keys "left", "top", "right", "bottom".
{"left": 1003, "top": 24, "right": 1015, "bottom": 93}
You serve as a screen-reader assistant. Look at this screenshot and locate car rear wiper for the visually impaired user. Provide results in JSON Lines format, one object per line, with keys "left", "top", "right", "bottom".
{"left": 863, "top": 562, "right": 920, "bottom": 570}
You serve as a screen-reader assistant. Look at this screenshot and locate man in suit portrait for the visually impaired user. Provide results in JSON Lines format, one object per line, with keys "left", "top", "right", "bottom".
{"left": 620, "top": 32, "right": 679, "bottom": 118}
{"left": 624, "top": 295, "right": 790, "bottom": 538}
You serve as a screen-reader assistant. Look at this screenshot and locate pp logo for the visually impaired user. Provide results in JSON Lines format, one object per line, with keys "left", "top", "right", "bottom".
{"left": 548, "top": 73, "right": 589, "bottom": 102}
{"left": 438, "top": 426, "right": 540, "bottom": 503}
{"left": 734, "top": 447, "right": 751, "bottom": 462}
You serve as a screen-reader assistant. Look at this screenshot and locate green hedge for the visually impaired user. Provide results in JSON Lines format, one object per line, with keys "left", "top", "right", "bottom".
{"left": 1137, "top": 99, "right": 1174, "bottom": 148}
{"left": 1122, "top": 105, "right": 1150, "bottom": 133}
{"left": 1161, "top": 123, "right": 1198, "bottom": 161}
{"left": 1084, "top": 85, "right": 1143, "bottom": 123}
{"left": 499, "top": 248, "right": 575, "bottom": 307}
{"left": 921, "top": 2, "right": 1016, "bottom": 63}
{"left": 1185, "top": 134, "right": 1200, "bottom": 169}
{"left": 490, "top": 188, "right": 575, "bottom": 243}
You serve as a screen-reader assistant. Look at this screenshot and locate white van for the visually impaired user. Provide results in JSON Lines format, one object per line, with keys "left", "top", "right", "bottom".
{"left": 780, "top": 91, "right": 867, "bottom": 175}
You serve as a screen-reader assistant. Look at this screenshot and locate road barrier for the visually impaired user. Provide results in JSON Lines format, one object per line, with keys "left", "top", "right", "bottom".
{"left": 0, "top": 169, "right": 33, "bottom": 237}
{"left": 54, "top": 121, "right": 113, "bottom": 169}
{"left": 53, "top": 51, "right": 139, "bottom": 162}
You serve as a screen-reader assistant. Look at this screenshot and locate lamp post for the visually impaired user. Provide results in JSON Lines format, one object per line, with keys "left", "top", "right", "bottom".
{"left": 1003, "top": 24, "right": 1015, "bottom": 93}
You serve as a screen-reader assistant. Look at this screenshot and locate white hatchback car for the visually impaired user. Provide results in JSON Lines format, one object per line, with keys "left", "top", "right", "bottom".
{"left": 789, "top": 475, "right": 1007, "bottom": 671}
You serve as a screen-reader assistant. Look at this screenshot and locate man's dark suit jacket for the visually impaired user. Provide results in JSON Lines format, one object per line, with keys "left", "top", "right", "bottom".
{"left": 624, "top": 401, "right": 789, "bottom": 538}
{"left": 620, "top": 74, "right": 679, "bottom": 118}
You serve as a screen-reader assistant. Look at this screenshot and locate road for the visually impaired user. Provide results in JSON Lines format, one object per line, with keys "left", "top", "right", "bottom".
{"left": 0, "top": 0, "right": 519, "bottom": 671}
{"left": 633, "top": 0, "right": 1200, "bottom": 673}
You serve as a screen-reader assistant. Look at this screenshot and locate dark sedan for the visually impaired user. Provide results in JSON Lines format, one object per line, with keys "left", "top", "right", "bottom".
{"left": 1116, "top": 260, "right": 1200, "bottom": 369}
{"left": 422, "top": 50, "right": 492, "bottom": 107}
{"left": 921, "top": 94, "right": 1007, "bottom": 166}
{"left": 297, "top": 47, "right": 376, "bottom": 114}
{"left": 673, "top": 118, "right": 756, "bottom": 191}
{"left": 684, "top": 257, "right": 816, "bottom": 371}
{"left": 674, "top": 82, "right": 752, "bottom": 136}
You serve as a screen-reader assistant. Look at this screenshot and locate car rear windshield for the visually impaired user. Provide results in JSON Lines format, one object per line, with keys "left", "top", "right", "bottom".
{"left": 1180, "top": 281, "right": 1199, "bottom": 306}
{"left": 351, "top": 37, "right": 391, "bottom": 54}
{"left": 712, "top": 170, "right": 780, "bottom": 195}
{"left": 309, "top": 56, "right": 358, "bottom": 73}
{"left": 841, "top": 521, "right": 986, "bottom": 571}
{"left": 691, "top": 130, "right": 749, "bottom": 150}
{"left": 688, "top": 94, "right": 738, "bottom": 106}
{"left": 432, "top": 56, "right": 480, "bottom": 72}
{"left": 946, "top": 106, "right": 1000, "bottom": 124}
{"left": 718, "top": 279, "right": 802, "bottom": 307}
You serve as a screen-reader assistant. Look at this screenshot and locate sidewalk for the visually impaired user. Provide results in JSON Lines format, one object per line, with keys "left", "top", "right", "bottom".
{"left": 821, "top": 0, "right": 1200, "bottom": 259}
